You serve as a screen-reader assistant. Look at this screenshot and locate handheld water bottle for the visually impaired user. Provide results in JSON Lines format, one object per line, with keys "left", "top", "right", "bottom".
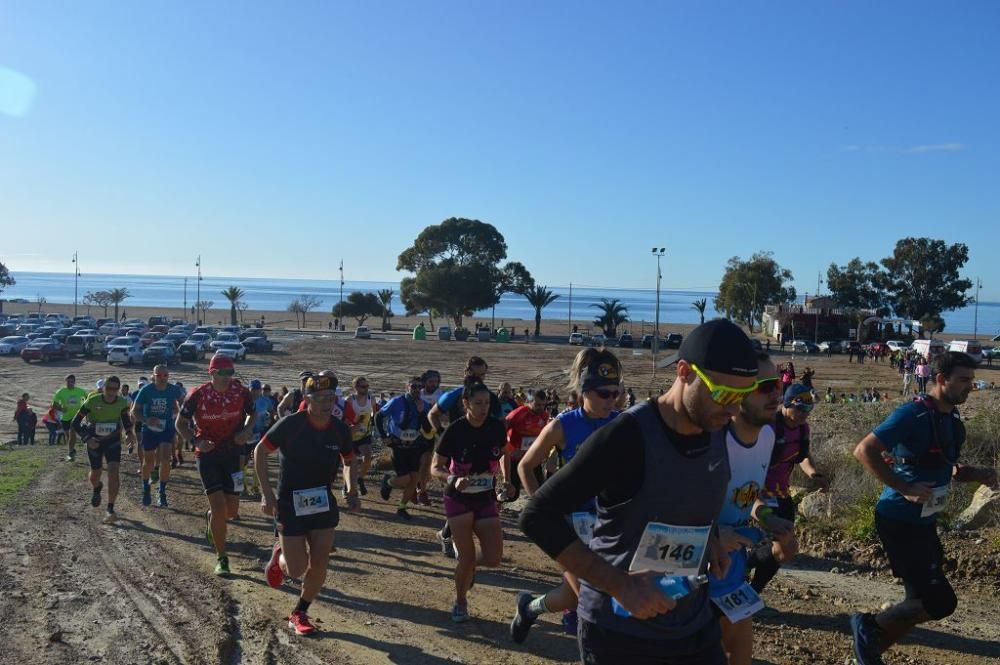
{"left": 709, "top": 526, "right": 765, "bottom": 598}
{"left": 612, "top": 574, "right": 708, "bottom": 617}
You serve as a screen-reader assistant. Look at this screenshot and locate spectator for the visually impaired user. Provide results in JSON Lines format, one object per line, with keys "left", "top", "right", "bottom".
{"left": 42, "top": 407, "right": 61, "bottom": 446}
{"left": 13, "top": 393, "right": 29, "bottom": 445}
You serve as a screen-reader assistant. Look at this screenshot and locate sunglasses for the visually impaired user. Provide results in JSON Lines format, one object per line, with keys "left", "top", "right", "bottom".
{"left": 593, "top": 388, "right": 621, "bottom": 400}
{"left": 214, "top": 368, "right": 235, "bottom": 377}
{"left": 689, "top": 363, "right": 756, "bottom": 406}
{"left": 790, "top": 400, "right": 814, "bottom": 413}
{"left": 753, "top": 377, "right": 781, "bottom": 395}
{"left": 154, "top": 374, "right": 169, "bottom": 379}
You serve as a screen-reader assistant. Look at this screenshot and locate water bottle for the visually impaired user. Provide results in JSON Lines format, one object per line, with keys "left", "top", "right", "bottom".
{"left": 612, "top": 574, "right": 708, "bottom": 617}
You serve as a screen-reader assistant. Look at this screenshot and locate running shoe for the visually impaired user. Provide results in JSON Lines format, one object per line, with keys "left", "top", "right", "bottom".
{"left": 341, "top": 485, "right": 349, "bottom": 499}
{"left": 380, "top": 474, "right": 392, "bottom": 501}
{"left": 157, "top": 491, "right": 168, "bottom": 508}
{"left": 396, "top": 507, "right": 413, "bottom": 521}
{"left": 102, "top": 510, "right": 118, "bottom": 524}
{"left": 451, "top": 602, "right": 469, "bottom": 624}
{"left": 214, "top": 554, "right": 230, "bottom": 576}
{"left": 509, "top": 591, "right": 538, "bottom": 644}
{"left": 127, "top": 444, "right": 134, "bottom": 455}
{"left": 357, "top": 478, "right": 367, "bottom": 496}
{"left": 850, "top": 612, "right": 885, "bottom": 665}
{"left": 561, "top": 609, "right": 578, "bottom": 636}
{"left": 171, "top": 457, "right": 178, "bottom": 469}
{"left": 288, "top": 610, "right": 316, "bottom": 636}
{"left": 177, "top": 452, "right": 184, "bottom": 465}
{"left": 142, "top": 485, "right": 152, "bottom": 507}
{"left": 438, "top": 529, "right": 455, "bottom": 559}
{"left": 66, "top": 450, "right": 75, "bottom": 462}
{"left": 90, "top": 482, "right": 103, "bottom": 508}
{"left": 265, "top": 542, "right": 284, "bottom": 589}
{"left": 205, "top": 510, "right": 215, "bottom": 546}
{"left": 347, "top": 494, "right": 361, "bottom": 512}
{"left": 417, "top": 490, "right": 431, "bottom": 506}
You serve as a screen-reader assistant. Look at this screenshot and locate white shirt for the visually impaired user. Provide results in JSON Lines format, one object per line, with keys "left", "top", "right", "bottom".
{"left": 717, "top": 424, "right": 776, "bottom": 528}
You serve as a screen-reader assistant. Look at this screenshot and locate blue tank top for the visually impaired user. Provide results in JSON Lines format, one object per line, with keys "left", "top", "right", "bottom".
{"left": 557, "top": 407, "right": 620, "bottom": 462}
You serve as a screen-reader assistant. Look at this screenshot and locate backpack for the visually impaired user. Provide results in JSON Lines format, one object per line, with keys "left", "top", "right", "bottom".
{"left": 891, "top": 395, "right": 964, "bottom": 469}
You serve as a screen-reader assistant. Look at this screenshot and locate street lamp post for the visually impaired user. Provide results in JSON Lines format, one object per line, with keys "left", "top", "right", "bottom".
{"left": 72, "top": 251, "right": 80, "bottom": 317}
{"left": 195, "top": 256, "right": 202, "bottom": 324}
{"left": 973, "top": 277, "right": 982, "bottom": 339}
{"left": 339, "top": 260, "right": 344, "bottom": 331}
{"left": 652, "top": 248, "right": 665, "bottom": 355}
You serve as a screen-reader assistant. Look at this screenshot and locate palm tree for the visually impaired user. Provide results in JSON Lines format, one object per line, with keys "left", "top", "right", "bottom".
{"left": 524, "top": 286, "right": 560, "bottom": 336}
{"left": 590, "top": 298, "right": 629, "bottom": 337}
{"left": 377, "top": 289, "right": 394, "bottom": 331}
{"left": 108, "top": 288, "right": 131, "bottom": 322}
{"left": 221, "top": 286, "right": 246, "bottom": 326}
{"left": 691, "top": 298, "right": 707, "bottom": 325}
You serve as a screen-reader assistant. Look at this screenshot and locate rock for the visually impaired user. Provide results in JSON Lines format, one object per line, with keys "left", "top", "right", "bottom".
{"left": 49, "top": 629, "right": 63, "bottom": 643}
{"left": 798, "top": 492, "right": 830, "bottom": 519}
{"left": 955, "top": 486, "right": 1000, "bottom": 530}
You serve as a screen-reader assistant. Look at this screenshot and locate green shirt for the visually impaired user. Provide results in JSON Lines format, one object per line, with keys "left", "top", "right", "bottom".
{"left": 79, "top": 394, "right": 130, "bottom": 440}
{"left": 53, "top": 387, "right": 89, "bottom": 420}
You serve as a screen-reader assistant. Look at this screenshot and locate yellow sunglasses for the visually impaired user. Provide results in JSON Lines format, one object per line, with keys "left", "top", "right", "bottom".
{"left": 689, "top": 363, "right": 757, "bottom": 406}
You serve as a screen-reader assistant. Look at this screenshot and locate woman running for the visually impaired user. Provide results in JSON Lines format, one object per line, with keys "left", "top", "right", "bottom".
{"left": 256, "top": 374, "right": 353, "bottom": 636}
{"left": 432, "top": 382, "right": 511, "bottom": 623}
{"left": 509, "top": 347, "right": 622, "bottom": 642}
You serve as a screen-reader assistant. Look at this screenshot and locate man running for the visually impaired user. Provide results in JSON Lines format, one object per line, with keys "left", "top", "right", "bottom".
{"left": 53, "top": 374, "right": 88, "bottom": 462}
{"left": 130, "top": 365, "right": 185, "bottom": 508}
{"left": 504, "top": 389, "right": 551, "bottom": 501}
{"left": 175, "top": 354, "right": 255, "bottom": 576}
{"left": 246, "top": 379, "right": 276, "bottom": 497}
{"left": 72, "top": 376, "right": 135, "bottom": 523}
{"left": 415, "top": 369, "right": 444, "bottom": 506}
{"left": 712, "top": 354, "right": 795, "bottom": 665}
{"left": 343, "top": 375, "right": 378, "bottom": 507}
{"left": 376, "top": 377, "right": 430, "bottom": 520}
{"left": 519, "top": 319, "right": 758, "bottom": 664}
{"left": 850, "top": 351, "right": 998, "bottom": 665}
{"left": 257, "top": 374, "right": 353, "bottom": 636}
{"left": 747, "top": 383, "right": 829, "bottom": 593}
{"left": 278, "top": 370, "right": 312, "bottom": 417}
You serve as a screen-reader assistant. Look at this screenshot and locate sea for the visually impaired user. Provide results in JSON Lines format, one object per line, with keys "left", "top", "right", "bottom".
{"left": 4, "top": 271, "right": 998, "bottom": 336}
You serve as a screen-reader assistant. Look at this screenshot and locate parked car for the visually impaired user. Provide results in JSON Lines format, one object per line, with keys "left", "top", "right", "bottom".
{"left": 591, "top": 333, "right": 608, "bottom": 347}
{"left": 121, "top": 318, "right": 147, "bottom": 332}
{"left": 0, "top": 335, "right": 31, "bottom": 355}
{"left": 354, "top": 326, "right": 371, "bottom": 339}
{"left": 948, "top": 340, "right": 983, "bottom": 364}
{"left": 818, "top": 340, "right": 842, "bottom": 354}
{"left": 150, "top": 325, "right": 171, "bottom": 335}
{"left": 65, "top": 334, "right": 105, "bottom": 357}
{"left": 242, "top": 336, "right": 274, "bottom": 353}
{"left": 178, "top": 339, "right": 207, "bottom": 361}
{"left": 791, "top": 340, "right": 820, "bottom": 354}
{"left": 162, "top": 333, "right": 188, "bottom": 348}
{"left": 213, "top": 343, "right": 246, "bottom": 361}
{"left": 886, "top": 340, "right": 908, "bottom": 352}
{"left": 239, "top": 329, "right": 266, "bottom": 342}
{"left": 21, "top": 340, "right": 69, "bottom": 363}
{"left": 143, "top": 341, "right": 180, "bottom": 366}
{"left": 72, "top": 316, "right": 97, "bottom": 328}
{"left": 147, "top": 316, "right": 170, "bottom": 327}
{"left": 106, "top": 337, "right": 144, "bottom": 365}
{"left": 139, "top": 331, "right": 165, "bottom": 348}
{"left": 215, "top": 331, "right": 240, "bottom": 343}
{"left": 15, "top": 323, "right": 40, "bottom": 335}
{"left": 193, "top": 326, "right": 217, "bottom": 338}
{"left": 45, "top": 313, "right": 70, "bottom": 326}
{"left": 617, "top": 333, "right": 634, "bottom": 348}
{"left": 187, "top": 332, "right": 212, "bottom": 347}
{"left": 569, "top": 332, "right": 585, "bottom": 346}
{"left": 36, "top": 326, "right": 60, "bottom": 339}
{"left": 911, "top": 338, "right": 946, "bottom": 361}
{"left": 663, "top": 333, "right": 683, "bottom": 349}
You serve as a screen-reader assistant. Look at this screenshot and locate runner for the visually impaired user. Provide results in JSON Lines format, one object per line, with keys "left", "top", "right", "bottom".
{"left": 510, "top": 349, "right": 622, "bottom": 642}
{"left": 256, "top": 374, "right": 353, "bottom": 636}
{"left": 52, "top": 374, "right": 88, "bottom": 462}
{"left": 71, "top": 375, "right": 135, "bottom": 523}
{"left": 375, "top": 377, "right": 430, "bottom": 520}
{"left": 246, "top": 379, "right": 276, "bottom": 497}
{"left": 415, "top": 369, "right": 444, "bottom": 506}
{"left": 432, "top": 381, "right": 511, "bottom": 623}
{"left": 130, "top": 364, "right": 185, "bottom": 508}
{"left": 504, "top": 389, "right": 551, "bottom": 501}
{"left": 850, "top": 351, "right": 998, "bottom": 665}
{"left": 175, "top": 354, "right": 255, "bottom": 576}
{"left": 173, "top": 380, "right": 187, "bottom": 460}
{"left": 343, "top": 375, "right": 378, "bottom": 508}
{"left": 519, "top": 319, "right": 758, "bottom": 664}
{"left": 747, "top": 383, "right": 829, "bottom": 593}
{"left": 711, "top": 354, "right": 795, "bottom": 665}
{"left": 278, "top": 370, "right": 312, "bottom": 417}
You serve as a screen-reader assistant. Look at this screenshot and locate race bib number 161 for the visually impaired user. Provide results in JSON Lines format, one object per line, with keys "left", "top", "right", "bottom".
{"left": 628, "top": 523, "right": 712, "bottom": 577}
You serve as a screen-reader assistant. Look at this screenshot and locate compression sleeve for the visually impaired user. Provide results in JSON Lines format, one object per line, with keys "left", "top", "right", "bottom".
{"left": 519, "top": 414, "right": 645, "bottom": 559}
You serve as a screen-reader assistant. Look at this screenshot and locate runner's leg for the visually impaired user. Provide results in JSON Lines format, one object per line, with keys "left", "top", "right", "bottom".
{"left": 300, "top": 528, "right": 336, "bottom": 602}
{"left": 720, "top": 615, "right": 753, "bottom": 665}
{"left": 449, "top": 512, "right": 476, "bottom": 606}
{"left": 207, "top": 492, "right": 230, "bottom": 555}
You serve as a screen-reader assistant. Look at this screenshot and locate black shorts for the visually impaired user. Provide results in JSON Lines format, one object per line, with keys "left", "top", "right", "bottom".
{"left": 416, "top": 435, "right": 435, "bottom": 454}
{"left": 61, "top": 420, "right": 74, "bottom": 434}
{"left": 578, "top": 618, "right": 726, "bottom": 665}
{"left": 875, "top": 512, "right": 948, "bottom": 589}
{"left": 391, "top": 445, "right": 424, "bottom": 476}
{"left": 86, "top": 439, "right": 122, "bottom": 470}
{"left": 352, "top": 435, "right": 373, "bottom": 455}
{"left": 276, "top": 493, "right": 340, "bottom": 537}
{"left": 196, "top": 448, "right": 242, "bottom": 495}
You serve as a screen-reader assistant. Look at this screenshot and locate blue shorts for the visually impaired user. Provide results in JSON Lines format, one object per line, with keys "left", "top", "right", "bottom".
{"left": 141, "top": 428, "right": 176, "bottom": 451}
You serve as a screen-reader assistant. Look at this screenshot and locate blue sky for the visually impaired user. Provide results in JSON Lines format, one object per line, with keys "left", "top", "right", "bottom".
{"left": 2, "top": 1, "right": 998, "bottom": 299}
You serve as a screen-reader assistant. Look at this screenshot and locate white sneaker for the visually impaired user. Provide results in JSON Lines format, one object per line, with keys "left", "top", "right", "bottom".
{"left": 103, "top": 511, "right": 118, "bottom": 524}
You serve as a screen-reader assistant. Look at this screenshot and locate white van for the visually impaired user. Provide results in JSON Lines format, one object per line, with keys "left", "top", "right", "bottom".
{"left": 947, "top": 340, "right": 983, "bottom": 364}
{"left": 911, "top": 339, "right": 946, "bottom": 361}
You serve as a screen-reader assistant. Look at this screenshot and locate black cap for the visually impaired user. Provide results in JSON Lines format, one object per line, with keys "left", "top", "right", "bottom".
{"left": 656, "top": 319, "right": 758, "bottom": 377}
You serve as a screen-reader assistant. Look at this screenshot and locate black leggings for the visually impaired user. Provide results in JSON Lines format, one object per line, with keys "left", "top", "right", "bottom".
{"left": 747, "top": 496, "right": 796, "bottom": 593}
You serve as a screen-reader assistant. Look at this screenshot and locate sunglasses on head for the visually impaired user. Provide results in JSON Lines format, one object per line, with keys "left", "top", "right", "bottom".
{"left": 593, "top": 388, "right": 621, "bottom": 400}
{"left": 214, "top": 368, "right": 235, "bottom": 377}
{"left": 689, "top": 363, "right": 756, "bottom": 406}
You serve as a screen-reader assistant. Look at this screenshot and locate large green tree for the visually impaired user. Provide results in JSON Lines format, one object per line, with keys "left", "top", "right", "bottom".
{"left": 591, "top": 298, "right": 629, "bottom": 337}
{"left": 714, "top": 252, "right": 795, "bottom": 332}
{"left": 524, "top": 286, "right": 560, "bottom": 336}
{"left": 221, "top": 286, "right": 246, "bottom": 326}
{"left": 397, "top": 218, "right": 533, "bottom": 328}
{"left": 879, "top": 238, "right": 972, "bottom": 336}
{"left": 400, "top": 276, "right": 440, "bottom": 331}
{"left": 332, "top": 291, "right": 383, "bottom": 326}
{"left": 490, "top": 261, "right": 534, "bottom": 329}
{"left": 0, "top": 260, "right": 14, "bottom": 314}
{"left": 826, "top": 258, "right": 888, "bottom": 312}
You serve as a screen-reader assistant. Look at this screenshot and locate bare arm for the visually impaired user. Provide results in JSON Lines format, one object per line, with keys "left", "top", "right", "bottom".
{"left": 428, "top": 403, "right": 448, "bottom": 433}
{"left": 853, "top": 433, "right": 932, "bottom": 503}
{"left": 253, "top": 440, "right": 278, "bottom": 515}
{"left": 798, "top": 457, "right": 829, "bottom": 491}
{"left": 518, "top": 419, "right": 564, "bottom": 495}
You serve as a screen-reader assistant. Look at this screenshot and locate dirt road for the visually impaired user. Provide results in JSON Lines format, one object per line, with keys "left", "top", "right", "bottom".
{"left": 2, "top": 333, "right": 998, "bottom": 664}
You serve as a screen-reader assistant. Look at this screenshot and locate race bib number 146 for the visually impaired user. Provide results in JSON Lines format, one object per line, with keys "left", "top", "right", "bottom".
{"left": 628, "top": 523, "right": 712, "bottom": 577}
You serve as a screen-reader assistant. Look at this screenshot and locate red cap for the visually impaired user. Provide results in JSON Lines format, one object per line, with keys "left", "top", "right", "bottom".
{"left": 208, "top": 354, "right": 235, "bottom": 371}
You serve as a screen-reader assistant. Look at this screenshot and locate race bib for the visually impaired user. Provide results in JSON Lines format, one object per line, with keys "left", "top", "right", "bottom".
{"left": 231, "top": 471, "right": 245, "bottom": 493}
{"left": 920, "top": 485, "right": 949, "bottom": 518}
{"left": 520, "top": 436, "right": 537, "bottom": 451}
{"left": 399, "top": 429, "right": 419, "bottom": 443}
{"left": 628, "top": 523, "right": 712, "bottom": 576}
{"left": 712, "top": 582, "right": 765, "bottom": 623}
{"left": 293, "top": 486, "right": 330, "bottom": 516}
{"left": 461, "top": 472, "right": 494, "bottom": 494}
{"left": 95, "top": 422, "right": 119, "bottom": 437}
{"left": 571, "top": 511, "right": 597, "bottom": 544}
